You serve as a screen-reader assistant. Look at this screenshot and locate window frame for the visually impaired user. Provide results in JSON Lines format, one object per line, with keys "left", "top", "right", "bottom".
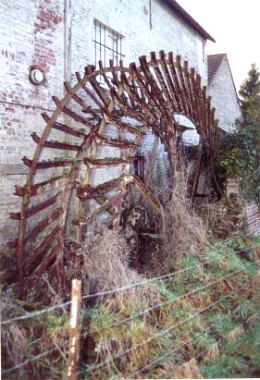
{"left": 93, "top": 19, "right": 124, "bottom": 79}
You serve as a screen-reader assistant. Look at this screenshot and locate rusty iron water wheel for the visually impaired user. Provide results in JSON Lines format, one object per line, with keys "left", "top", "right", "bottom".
{"left": 7, "top": 50, "right": 220, "bottom": 299}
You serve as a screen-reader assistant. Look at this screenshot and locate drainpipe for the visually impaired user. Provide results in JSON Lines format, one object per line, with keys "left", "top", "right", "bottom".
{"left": 64, "top": 0, "right": 72, "bottom": 83}
{"left": 149, "top": 0, "right": 152, "bottom": 29}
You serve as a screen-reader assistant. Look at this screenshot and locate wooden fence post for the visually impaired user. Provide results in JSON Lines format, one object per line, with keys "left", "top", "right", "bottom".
{"left": 67, "top": 279, "right": 82, "bottom": 380}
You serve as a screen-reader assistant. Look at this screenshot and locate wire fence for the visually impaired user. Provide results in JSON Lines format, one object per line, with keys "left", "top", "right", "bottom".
{"left": 2, "top": 242, "right": 259, "bottom": 326}
{"left": 83, "top": 286, "right": 245, "bottom": 374}
{"left": 1, "top": 242, "right": 260, "bottom": 377}
{"left": 85, "top": 262, "right": 260, "bottom": 334}
{"left": 1, "top": 348, "right": 58, "bottom": 376}
{"left": 125, "top": 327, "right": 212, "bottom": 379}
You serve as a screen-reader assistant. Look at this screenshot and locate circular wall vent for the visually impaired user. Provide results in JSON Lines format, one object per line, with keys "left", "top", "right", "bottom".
{"left": 29, "top": 67, "right": 45, "bottom": 85}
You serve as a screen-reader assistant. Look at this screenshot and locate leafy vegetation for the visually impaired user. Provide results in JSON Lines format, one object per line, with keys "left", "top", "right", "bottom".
{"left": 217, "top": 65, "right": 260, "bottom": 202}
{"left": 4, "top": 233, "right": 260, "bottom": 379}
{"left": 199, "top": 324, "right": 260, "bottom": 378}
{"left": 2, "top": 176, "right": 260, "bottom": 378}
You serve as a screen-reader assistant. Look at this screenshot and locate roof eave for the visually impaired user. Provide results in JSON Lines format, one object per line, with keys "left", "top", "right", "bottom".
{"left": 162, "top": 0, "right": 216, "bottom": 42}
{"left": 208, "top": 54, "right": 241, "bottom": 102}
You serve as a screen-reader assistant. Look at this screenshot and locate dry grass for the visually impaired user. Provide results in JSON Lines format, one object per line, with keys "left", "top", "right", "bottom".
{"left": 81, "top": 229, "right": 145, "bottom": 297}
{"left": 1, "top": 297, "right": 29, "bottom": 367}
{"left": 225, "top": 326, "right": 244, "bottom": 343}
{"left": 1, "top": 291, "right": 69, "bottom": 376}
{"left": 201, "top": 195, "right": 246, "bottom": 239}
{"left": 201, "top": 342, "right": 220, "bottom": 363}
{"left": 78, "top": 229, "right": 168, "bottom": 377}
{"left": 158, "top": 170, "right": 208, "bottom": 273}
{"left": 170, "top": 358, "right": 203, "bottom": 379}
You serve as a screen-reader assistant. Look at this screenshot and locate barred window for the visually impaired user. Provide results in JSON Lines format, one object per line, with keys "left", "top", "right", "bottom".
{"left": 93, "top": 19, "right": 124, "bottom": 75}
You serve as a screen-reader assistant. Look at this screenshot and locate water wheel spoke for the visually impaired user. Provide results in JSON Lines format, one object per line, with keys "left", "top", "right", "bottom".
{"left": 10, "top": 50, "right": 219, "bottom": 298}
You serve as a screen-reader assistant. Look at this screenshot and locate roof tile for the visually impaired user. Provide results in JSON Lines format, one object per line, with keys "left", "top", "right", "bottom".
{"left": 208, "top": 54, "right": 226, "bottom": 83}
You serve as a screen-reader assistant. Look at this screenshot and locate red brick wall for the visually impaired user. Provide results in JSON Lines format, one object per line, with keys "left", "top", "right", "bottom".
{"left": 0, "top": 0, "right": 64, "bottom": 248}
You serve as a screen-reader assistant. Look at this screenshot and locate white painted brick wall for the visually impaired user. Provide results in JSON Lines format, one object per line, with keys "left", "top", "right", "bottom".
{"left": 0, "top": 0, "right": 209, "bottom": 247}
{"left": 246, "top": 204, "right": 260, "bottom": 236}
{"left": 70, "top": 0, "right": 207, "bottom": 81}
{"left": 208, "top": 57, "right": 241, "bottom": 133}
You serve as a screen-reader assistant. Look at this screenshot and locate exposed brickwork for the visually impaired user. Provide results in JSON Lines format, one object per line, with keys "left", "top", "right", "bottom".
{"left": 246, "top": 204, "right": 260, "bottom": 236}
{"left": 34, "top": 5, "right": 62, "bottom": 72}
{"left": 0, "top": 0, "right": 209, "bottom": 248}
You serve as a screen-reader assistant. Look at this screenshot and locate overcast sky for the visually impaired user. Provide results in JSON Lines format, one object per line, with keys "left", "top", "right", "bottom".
{"left": 177, "top": 0, "right": 260, "bottom": 92}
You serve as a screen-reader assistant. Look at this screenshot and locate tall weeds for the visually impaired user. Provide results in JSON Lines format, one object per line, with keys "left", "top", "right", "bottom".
{"left": 81, "top": 229, "right": 144, "bottom": 296}
{"left": 159, "top": 169, "right": 208, "bottom": 273}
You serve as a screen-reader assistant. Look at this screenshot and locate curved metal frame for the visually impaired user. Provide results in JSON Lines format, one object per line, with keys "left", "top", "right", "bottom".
{"left": 8, "top": 50, "right": 220, "bottom": 298}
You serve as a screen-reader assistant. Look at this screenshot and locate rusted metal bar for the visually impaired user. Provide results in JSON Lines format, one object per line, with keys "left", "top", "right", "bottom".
{"left": 101, "top": 110, "right": 146, "bottom": 136}
{"left": 110, "top": 62, "right": 130, "bottom": 108}
{"left": 84, "top": 157, "right": 133, "bottom": 168}
{"left": 159, "top": 50, "right": 179, "bottom": 110}
{"left": 14, "top": 176, "right": 67, "bottom": 197}
{"left": 109, "top": 87, "right": 148, "bottom": 125}
{"left": 78, "top": 76, "right": 104, "bottom": 109}
{"left": 201, "top": 86, "right": 208, "bottom": 141}
{"left": 64, "top": 80, "right": 99, "bottom": 117}
{"left": 150, "top": 51, "right": 173, "bottom": 111}
{"left": 44, "top": 111, "right": 87, "bottom": 136}
{"left": 168, "top": 52, "right": 185, "bottom": 112}
{"left": 120, "top": 75, "right": 145, "bottom": 113}
{"left": 31, "top": 133, "right": 81, "bottom": 151}
{"left": 28, "top": 244, "right": 60, "bottom": 286}
{"left": 195, "top": 74, "right": 204, "bottom": 135}
{"left": 132, "top": 175, "right": 161, "bottom": 214}
{"left": 86, "top": 67, "right": 109, "bottom": 107}
{"left": 98, "top": 60, "right": 114, "bottom": 90}
{"left": 25, "top": 226, "right": 61, "bottom": 274}
{"left": 129, "top": 62, "right": 154, "bottom": 104}
{"left": 24, "top": 208, "right": 62, "bottom": 244}
{"left": 22, "top": 156, "right": 81, "bottom": 169}
{"left": 184, "top": 65, "right": 197, "bottom": 124}
{"left": 70, "top": 91, "right": 101, "bottom": 120}
{"left": 120, "top": 71, "right": 158, "bottom": 123}
{"left": 52, "top": 97, "right": 93, "bottom": 128}
{"left": 139, "top": 55, "right": 170, "bottom": 120}
{"left": 77, "top": 174, "right": 133, "bottom": 199}
{"left": 52, "top": 121, "right": 88, "bottom": 138}
{"left": 183, "top": 60, "right": 194, "bottom": 118}
{"left": 125, "top": 74, "right": 141, "bottom": 111}
{"left": 10, "top": 192, "right": 61, "bottom": 220}
{"left": 93, "top": 131, "right": 138, "bottom": 149}
{"left": 205, "top": 97, "right": 211, "bottom": 148}
{"left": 189, "top": 68, "right": 200, "bottom": 126}
{"left": 73, "top": 191, "right": 126, "bottom": 226}
{"left": 175, "top": 55, "right": 190, "bottom": 117}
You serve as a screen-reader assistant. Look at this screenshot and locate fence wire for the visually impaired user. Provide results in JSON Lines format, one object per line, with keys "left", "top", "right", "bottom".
{"left": 125, "top": 327, "right": 212, "bottom": 379}
{"left": 2, "top": 242, "right": 259, "bottom": 377}
{"left": 1, "top": 348, "right": 58, "bottom": 375}
{"left": 83, "top": 287, "right": 245, "bottom": 374}
{"left": 86, "top": 261, "right": 260, "bottom": 334}
{"left": 3, "top": 241, "right": 259, "bottom": 326}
